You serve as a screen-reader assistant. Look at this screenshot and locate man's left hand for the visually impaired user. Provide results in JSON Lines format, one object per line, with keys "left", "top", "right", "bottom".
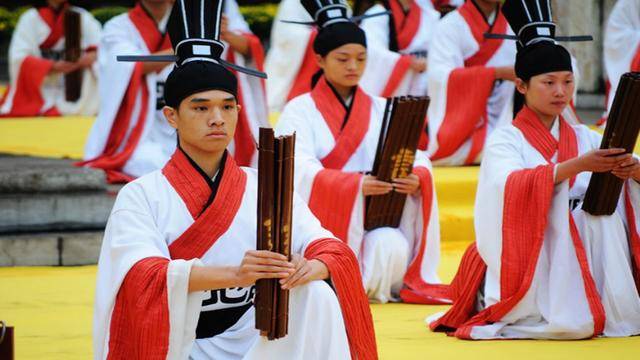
{"left": 279, "top": 254, "right": 329, "bottom": 290}
{"left": 392, "top": 174, "right": 421, "bottom": 195}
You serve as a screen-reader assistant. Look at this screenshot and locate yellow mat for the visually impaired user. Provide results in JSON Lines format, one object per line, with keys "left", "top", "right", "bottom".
{"left": 0, "top": 243, "right": 638, "bottom": 360}
{"left": 0, "top": 116, "right": 639, "bottom": 160}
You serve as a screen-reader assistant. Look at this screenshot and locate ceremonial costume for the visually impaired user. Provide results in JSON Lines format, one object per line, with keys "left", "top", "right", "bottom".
{"left": 93, "top": 1, "right": 376, "bottom": 359}
{"left": 82, "top": 0, "right": 266, "bottom": 183}
{"left": 275, "top": 0, "right": 447, "bottom": 305}
{"left": 429, "top": 0, "right": 640, "bottom": 340}
{"left": 0, "top": 2, "right": 101, "bottom": 117}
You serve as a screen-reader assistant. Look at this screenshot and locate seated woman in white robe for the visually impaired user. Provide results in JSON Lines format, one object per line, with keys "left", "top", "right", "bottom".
{"left": 429, "top": 0, "right": 640, "bottom": 340}
{"left": 357, "top": 0, "right": 440, "bottom": 98}
{"left": 603, "top": 0, "right": 640, "bottom": 121}
{"left": 81, "top": 0, "right": 266, "bottom": 183}
{"left": 275, "top": 0, "right": 448, "bottom": 305}
{"left": 0, "top": 0, "right": 101, "bottom": 117}
{"left": 93, "top": 2, "right": 377, "bottom": 359}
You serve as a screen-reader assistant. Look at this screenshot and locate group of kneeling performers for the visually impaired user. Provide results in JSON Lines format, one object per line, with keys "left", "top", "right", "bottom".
{"left": 18, "top": 0, "right": 639, "bottom": 358}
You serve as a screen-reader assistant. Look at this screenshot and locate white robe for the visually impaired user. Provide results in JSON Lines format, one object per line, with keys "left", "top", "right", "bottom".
{"left": 468, "top": 121, "right": 640, "bottom": 339}
{"left": 93, "top": 160, "right": 351, "bottom": 359}
{"left": 1, "top": 6, "right": 101, "bottom": 116}
{"left": 275, "top": 85, "right": 444, "bottom": 304}
{"left": 604, "top": 0, "right": 640, "bottom": 115}
{"left": 359, "top": 0, "right": 440, "bottom": 97}
{"left": 426, "top": 4, "right": 516, "bottom": 165}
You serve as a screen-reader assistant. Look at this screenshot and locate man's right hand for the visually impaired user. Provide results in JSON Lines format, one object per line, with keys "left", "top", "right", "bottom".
{"left": 577, "top": 148, "right": 631, "bottom": 173}
{"left": 234, "top": 250, "right": 295, "bottom": 288}
{"left": 362, "top": 175, "right": 394, "bottom": 196}
{"left": 51, "top": 60, "right": 79, "bottom": 74}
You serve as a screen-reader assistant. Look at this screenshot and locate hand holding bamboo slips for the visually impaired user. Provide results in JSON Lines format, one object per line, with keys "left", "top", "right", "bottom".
{"left": 365, "top": 96, "right": 430, "bottom": 230}
{"left": 255, "top": 128, "right": 296, "bottom": 340}
{"left": 583, "top": 72, "right": 640, "bottom": 215}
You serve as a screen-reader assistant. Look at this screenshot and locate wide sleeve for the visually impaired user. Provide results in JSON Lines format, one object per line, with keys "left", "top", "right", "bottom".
{"left": 82, "top": 16, "right": 143, "bottom": 160}
{"left": 264, "top": 0, "right": 314, "bottom": 113}
{"left": 604, "top": 0, "right": 640, "bottom": 111}
{"left": 426, "top": 15, "right": 497, "bottom": 161}
{"left": 93, "top": 182, "right": 205, "bottom": 360}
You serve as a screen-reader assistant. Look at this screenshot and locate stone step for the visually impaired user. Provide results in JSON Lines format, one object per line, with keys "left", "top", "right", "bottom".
{"left": 0, "top": 231, "right": 102, "bottom": 266}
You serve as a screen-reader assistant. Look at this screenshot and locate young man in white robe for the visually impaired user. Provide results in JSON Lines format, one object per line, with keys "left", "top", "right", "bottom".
{"left": 426, "top": 0, "right": 517, "bottom": 165}
{"left": 275, "top": 0, "right": 448, "bottom": 305}
{"left": 93, "top": 1, "right": 377, "bottom": 359}
{"left": 81, "top": 0, "right": 267, "bottom": 183}
{"left": 429, "top": 0, "right": 640, "bottom": 340}
{"left": 0, "top": 0, "right": 101, "bottom": 117}
{"left": 358, "top": 0, "right": 440, "bottom": 98}
{"left": 603, "top": 0, "right": 640, "bottom": 120}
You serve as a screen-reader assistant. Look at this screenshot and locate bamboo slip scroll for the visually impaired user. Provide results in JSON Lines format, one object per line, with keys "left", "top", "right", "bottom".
{"left": 255, "top": 128, "right": 296, "bottom": 340}
{"left": 64, "top": 8, "right": 83, "bottom": 102}
{"left": 365, "top": 96, "right": 430, "bottom": 231}
{"left": 583, "top": 72, "right": 640, "bottom": 215}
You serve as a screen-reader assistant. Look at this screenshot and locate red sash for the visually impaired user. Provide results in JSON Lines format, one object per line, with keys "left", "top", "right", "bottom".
{"left": 632, "top": 46, "right": 640, "bottom": 72}
{"left": 224, "top": 33, "right": 266, "bottom": 167}
{"left": 389, "top": 0, "right": 421, "bottom": 50}
{"left": 431, "top": 2, "right": 507, "bottom": 163}
{"left": 286, "top": 30, "right": 320, "bottom": 102}
{"left": 77, "top": 4, "right": 172, "bottom": 183}
{"left": 38, "top": 4, "right": 68, "bottom": 50}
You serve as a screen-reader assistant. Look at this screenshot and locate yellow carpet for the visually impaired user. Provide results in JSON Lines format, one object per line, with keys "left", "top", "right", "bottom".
{"left": 0, "top": 242, "right": 638, "bottom": 359}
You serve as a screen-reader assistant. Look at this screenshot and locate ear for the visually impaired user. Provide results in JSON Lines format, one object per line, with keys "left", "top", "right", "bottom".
{"left": 236, "top": 104, "right": 242, "bottom": 112}
{"left": 163, "top": 106, "right": 179, "bottom": 130}
{"left": 315, "top": 54, "right": 325, "bottom": 70}
{"left": 515, "top": 78, "right": 528, "bottom": 95}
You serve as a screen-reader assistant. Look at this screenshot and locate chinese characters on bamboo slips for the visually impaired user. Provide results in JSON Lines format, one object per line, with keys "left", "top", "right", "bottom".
{"left": 365, "top": 96, "right": 430, "bottom": 230}
{"left": 64, "top": 8, "right": 82, "bottom": 102}
{"left": 583, "top": 72, "right": 640, "bottom": 215}
{"left": 255, "top": 128, "right": 296, "bottom": 340}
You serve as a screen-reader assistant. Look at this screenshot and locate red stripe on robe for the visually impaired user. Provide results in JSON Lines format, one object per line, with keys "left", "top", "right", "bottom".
{"left": 307, "top": 77, "right": 371, "bottom": 242}
{"left": 430, "top": 2, "right": 507, "bottom": 163}
{"left": 433, "top": 107, "right": 607, "bottom": 339}
{"left": 224, "top": 33, "right": 266, "bottom": 166}
{"left": 380, "top": 0, "right": 420, "bottom": 97}
{"left": 38, "top": 5, "right": 67, "bottom": 50}
{"left": 286, "top": 30, "right": 319, "bottom": 102}
{"left": 107, "top": 151, "right": 246, "bottom": 359}
{"left": 305, "top": 239, "right": 378, "bottom": 360}
{"left": 76, "top": 4, "right": 172, "bottom": 183}
{"left": 625, "top": 188, "right": 640, "bottom": 293}
{"left": 632, "top": 45, "right": 640, "bottom": 72}
{"left": 400, "top": 166, "right": 451, "bottom": 304}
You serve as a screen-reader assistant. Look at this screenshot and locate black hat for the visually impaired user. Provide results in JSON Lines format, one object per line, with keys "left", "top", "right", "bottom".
{"left": 494, "top": 0, "right": 592, "bottom": 81}
{"left": 285, "top": 0, "right": 387, "bottom": 56}
{"left": 117, "top": 0, "right": 267, "bottom": 108}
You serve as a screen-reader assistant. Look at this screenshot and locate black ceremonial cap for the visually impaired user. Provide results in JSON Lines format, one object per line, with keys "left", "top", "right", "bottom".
{"left": 501, "top": 0, "right": 590, "bottom": 81}
{"left": 286, "top": 0, "right": 387, "bottom": 56}
{"left": 117, "top": 0, "right": 266, "bottom": 108}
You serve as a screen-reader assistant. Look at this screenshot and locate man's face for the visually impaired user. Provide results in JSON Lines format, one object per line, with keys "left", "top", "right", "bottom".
{"left": 163, "top": 89, "right": 239, "bottom": 154}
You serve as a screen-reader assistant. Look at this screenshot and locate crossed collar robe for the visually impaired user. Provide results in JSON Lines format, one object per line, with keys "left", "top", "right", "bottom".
{"left": 93, "top": 148, "right": 377, "bottom": 359}
{"left": 430, "top": 106, "right": 640, "bottom": 340}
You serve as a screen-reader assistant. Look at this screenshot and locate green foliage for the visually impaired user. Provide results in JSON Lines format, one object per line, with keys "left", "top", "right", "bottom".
{"left": 90, "top": 6, "right": 129, "bottom": 25}
{"left": 0, "top": 6, "right": 30, "bottom": 39}
{"left": 239, "top": 3, "right": 278, "bottom": 40}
